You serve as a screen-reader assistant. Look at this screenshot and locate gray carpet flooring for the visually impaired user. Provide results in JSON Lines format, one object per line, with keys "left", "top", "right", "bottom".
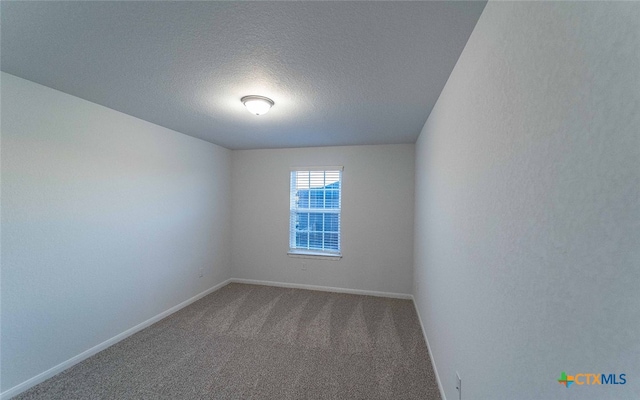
{"left": 14, "top": 283, "right": 442, "bottom": 399}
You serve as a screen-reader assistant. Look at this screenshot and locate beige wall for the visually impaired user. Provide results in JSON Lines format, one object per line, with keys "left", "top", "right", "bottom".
{"left": 1, "top": 72, "right": 233, "bottom": 392}
{"left": 231, "top": 144, "right": 415, "bottom": 295}
{"left": 413, "top": 3, "right": 640, "bottom": 399}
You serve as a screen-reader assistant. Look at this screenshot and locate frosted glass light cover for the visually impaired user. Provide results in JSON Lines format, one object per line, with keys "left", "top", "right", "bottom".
{"left": 241, "top": 96, "right": 274, "bottom": 115}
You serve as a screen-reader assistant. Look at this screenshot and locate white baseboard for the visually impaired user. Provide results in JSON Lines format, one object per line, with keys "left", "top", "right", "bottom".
{"left": 230, "top": 278, "right": 413, "bottom": 299}
{"left": 0, "top": 279, "right": 233, "bottom": 400}
{"left": 412, "top": 297, "right": 447, "bottom": 400}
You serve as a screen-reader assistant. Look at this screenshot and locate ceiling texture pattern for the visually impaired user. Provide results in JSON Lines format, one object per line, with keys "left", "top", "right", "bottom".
{"left": 1, "top": 1, "right": 486, "bottom": 150}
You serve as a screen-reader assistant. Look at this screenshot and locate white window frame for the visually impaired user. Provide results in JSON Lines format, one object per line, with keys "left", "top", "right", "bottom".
{"left": 288, "top": 166, "right": 343, "bottom": 258}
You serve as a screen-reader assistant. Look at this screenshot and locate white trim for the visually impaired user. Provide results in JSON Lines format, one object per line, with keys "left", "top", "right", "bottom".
{"left": 287, "top": 251, "right": 342, "bottom": 260}
{"left": 230, "top": 278, "right": 412, "bottom": 299}
{"left": 289, "top": 165, "right": 343, "bottom": 171}
{"left": 0, "top": 279, "right": 233, "bottom": 400}
{"left": 412, "top": 297, "right": 447, "bottom": 400}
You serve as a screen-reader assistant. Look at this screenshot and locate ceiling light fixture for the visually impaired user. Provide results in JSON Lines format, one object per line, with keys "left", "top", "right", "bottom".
{"left": 241, "top": 95, "right": 274, "bottom": 116}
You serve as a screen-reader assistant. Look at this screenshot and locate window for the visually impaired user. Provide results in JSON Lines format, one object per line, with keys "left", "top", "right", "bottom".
{"left": 289, "top": 167, "right": 343, "bottom": 257}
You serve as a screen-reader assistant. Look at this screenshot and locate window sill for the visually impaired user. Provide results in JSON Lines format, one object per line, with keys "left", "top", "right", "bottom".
{"left": 287, "top": 251, "right": 342, "bottom": 260}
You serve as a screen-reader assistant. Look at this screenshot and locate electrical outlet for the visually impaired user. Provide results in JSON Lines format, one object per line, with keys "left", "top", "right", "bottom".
{"left": 199, "top": 268, "right": 204, "bottom": 278}
{"left": 301, "top": 261, "right": 307, "bottom": 271}
{"left": 456, "top": 372, "right": 461, "bottom": 400}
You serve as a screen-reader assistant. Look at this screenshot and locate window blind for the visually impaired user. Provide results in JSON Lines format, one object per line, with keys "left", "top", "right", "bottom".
{"left": 289, "top": 168, "right": 342, "bottom": 256}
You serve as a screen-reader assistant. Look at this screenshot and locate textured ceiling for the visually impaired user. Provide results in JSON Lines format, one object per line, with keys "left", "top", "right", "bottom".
{"left": 1, "top": 1, "right": 486, "bottom": 150}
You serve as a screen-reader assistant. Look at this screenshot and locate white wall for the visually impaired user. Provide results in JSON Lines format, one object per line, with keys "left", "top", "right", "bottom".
{"left": 1, "top": 72, "right": 232, "bottom": 393}
{"left": 414, "top": 3, "right": 639, "bottom": 400}
{"left": 232, "top": 145, "right": 414, "bottom": 295}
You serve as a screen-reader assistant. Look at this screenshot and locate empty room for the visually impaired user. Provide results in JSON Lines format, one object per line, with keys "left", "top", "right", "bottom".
{"left": 1, "top": 1, "right": 638, "bottom": 399}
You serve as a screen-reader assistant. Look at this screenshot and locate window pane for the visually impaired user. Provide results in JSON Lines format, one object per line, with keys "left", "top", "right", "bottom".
{"left": 309, "top": 213, "right": 324, "bottom": 231}
{"left": 309, "top": 232, "right": 323, "bottom": 249}
{"left": 295, "top": 171, "right": 311, "bottom": 190}
{"left": 296, "top": 232, "right": 309, "bottom": 248}
{"left": 309, "top": 171, "right": 325, "bottom": 188}
{"left": 324, "top": 233, "right": 339, "bottom": 250}
{"left": 324, "top": 213, "right": 339, "bottom": 232}
{"left": 325, "top": 172, "right": 340, "bottom": 186}
{"left": 297, "top": 190, "right": 309, "bottom": 208}
{"left": 325, "top": 190, "right": 339, "bottom": 208}
{"left": 296, "top": 212, "right": 309, "bottom": 230}
{"left": 309, "top": 189, "right": 322, "bottom": 208}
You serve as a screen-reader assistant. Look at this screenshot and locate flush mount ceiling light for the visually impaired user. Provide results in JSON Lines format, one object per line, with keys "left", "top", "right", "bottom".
{"left": 241, "top": 95, "right": 274, "bottom": 116}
